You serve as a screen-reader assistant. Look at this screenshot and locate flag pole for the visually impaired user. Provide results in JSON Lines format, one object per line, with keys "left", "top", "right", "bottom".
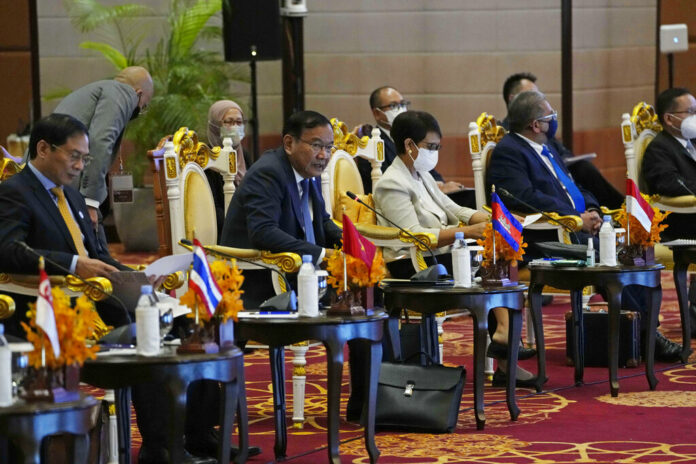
{"left": 491, "top": 185, "right": 497, "bottom": 266}
{"left": 38, "top": 256, "right": 46, "bottom": 368}
{"left": 342, "top": 209, "right": 348, "bottom": 293}
{"left": 625, "top": 173, "right": 631, "bottom": 247}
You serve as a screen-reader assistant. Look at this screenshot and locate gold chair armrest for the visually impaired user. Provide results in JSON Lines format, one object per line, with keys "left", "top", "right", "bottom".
{"left": 536, "top": 212, "right": 583, "bottom": 231}
{"left": 600, "top": 206, "right": 622, "bottom": 220}
{"left": 0, "top": 295, "right": 15, "bottom": 320}
{"left": 0, "top": 273, "right": 113, "bottom": 302}
{"left": 652, "top": 194, "right": 696, "bottom": 208}
{"left": 354, "top": 223, "right": 402, "bottom": 240}
{"left": 205, "top": 245, "right": 302, "bottom": 273}
{"left": 161, "top": 271, "right": 187, "bottom": 291}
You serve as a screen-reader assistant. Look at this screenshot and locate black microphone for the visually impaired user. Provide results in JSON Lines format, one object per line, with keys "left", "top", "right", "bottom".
{"left": 345, "top": 191, "right": 447, "bottom": 282}
{"left": 496, "top": 187, "right": 582, "bottom": 245}
{"left": 13, "top": 240, "right": 132, "bottom": 324}
{"left": 179, "top": 239, "right": 297, "bottom": 311}
{"left": 677, "top": 178, "right": 696, "bottom": 197}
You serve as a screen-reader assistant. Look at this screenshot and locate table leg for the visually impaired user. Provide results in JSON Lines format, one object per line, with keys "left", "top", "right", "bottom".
{"left": 14, "top": 435, "right": 40, "bottom": 464}
{"left": 384, "top": 316, "right": 402, "bottom": 361}
{"left": 363, "top": 339, "right": 382, "bottom": 464}
{"left": 269, "top": 346, "right": 287, "bottom": 459}
{"left": 645, "top": 285, "right": 661, "bottom": 391}
{"left": 506, "top": 307, "right": 521, "bottom": 421}
{"left": 164, "top": 379, "right": 188, "bottom": 463}
{"left": 605, "top": 283, "right": 623, "bottom": 397}
{"left": 324, "top": 337, "right": 345, "bottom": 464}
{"left": 528, "top": 283, "right": 546, "bottom": 393}
{"left": 72, "top": 433, "right": 89, "bottom": 464}
{"left": 114, "top": 388, "right": 131, "bottom": 464}
{"left": 219, "top": 380, "right": 238, "bottom": 464}
{"left": 471, "top": 310, "right": 488, "bottom": 430}
{"left": 570, "top": 289, "right": 585, "bottom": 386}
{"left": 672, "top": 259, "right": 692, "bottom": 363}
{"left": 421, "top": 313, "right": 440, "bottom": 364}
{"left": 234, "top": 356, "right": 249, "bottom": 464}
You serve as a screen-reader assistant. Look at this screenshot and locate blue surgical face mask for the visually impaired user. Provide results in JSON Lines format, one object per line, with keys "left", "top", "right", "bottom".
{"left": 545, "top": 117, "right": 558, "bottom": 140}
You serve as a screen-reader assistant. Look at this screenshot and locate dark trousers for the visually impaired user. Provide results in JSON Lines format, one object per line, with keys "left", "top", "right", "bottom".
{"left": 568, "top": 160, "right": 624, "bottom": 209}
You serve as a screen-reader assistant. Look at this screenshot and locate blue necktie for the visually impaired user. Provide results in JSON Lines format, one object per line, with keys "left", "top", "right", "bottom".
{"left": 300, "top": 178, "right": 316, "bottom": 244}
{"left": 540, "top": 145, "right": 585, "bottom": 212}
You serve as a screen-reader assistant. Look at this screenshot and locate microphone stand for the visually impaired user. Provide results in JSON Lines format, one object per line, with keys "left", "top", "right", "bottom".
{"left": 179, "top": 239, "right": 297, "bottom": 311}
{"left": 677, "top": 178, "right": 696, "bottom": 197}
{"left": 345, "top": 191, "right": 448, "bottom": 281}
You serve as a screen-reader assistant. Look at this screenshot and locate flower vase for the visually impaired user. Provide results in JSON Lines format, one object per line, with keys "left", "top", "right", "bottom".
{"left": 480, "top": 260, "right": 518, "bottom": 287}
{"left": 214, "top": 316, "right": 236, "bottom": 350}
{"left": 177, "top": 321, "right": 219, "bottom": 354}
{"left": 618, "top": 244, "right": 655, "bottom": 266}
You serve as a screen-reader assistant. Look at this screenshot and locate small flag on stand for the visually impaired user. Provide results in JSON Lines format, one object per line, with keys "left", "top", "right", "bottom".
{"left": 491, "top": 191, "right": 523, "bottom": 252}
{"left": 189, "top": 238, "right": 222, "bottom": 317}
{"left": 342, "top": 214, "right": 377, "bottom": 271}
{"left": 626, "top": 178, "right": 654, "bottom": 233}
{"left": 36, "top": 257, "right": 60, "bottom": 358}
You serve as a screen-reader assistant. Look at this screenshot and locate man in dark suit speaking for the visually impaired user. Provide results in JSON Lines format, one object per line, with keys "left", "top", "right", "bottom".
{"left": 0, "top": 113, "right": 129, "bottom": 337}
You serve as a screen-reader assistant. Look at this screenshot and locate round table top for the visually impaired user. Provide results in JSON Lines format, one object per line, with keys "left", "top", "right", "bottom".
{"left": 237, "top": 310, "right": 388, "bottom": 325}
{"left": 529, "top": 263, "right": 664, "bottom": 273}
{"left": 85, "top": 345, "right": 243, "bottom": 366}
{"left": 0, "top": 393, "right": 97, "bottom": 417}
{"left": 380, "top": 280, "right": 527, "bottom": 295}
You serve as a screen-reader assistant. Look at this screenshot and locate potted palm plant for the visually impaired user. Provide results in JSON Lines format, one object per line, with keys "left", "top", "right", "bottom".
{"left": 63, "top": 0, "right": 248, "bottom": 250}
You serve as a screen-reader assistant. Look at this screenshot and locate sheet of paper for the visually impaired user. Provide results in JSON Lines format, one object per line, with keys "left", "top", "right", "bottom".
{"left": 144, "top": 252, "right": 193, "bottom": 278}
{"left": 155, "top": 292, "right": 191, "bottom": 318}
{"left": 522, "top": 213, "right": 542, "bottom": 228}
{"left": 564, "top": 153, "right": 597, "bottom": 166}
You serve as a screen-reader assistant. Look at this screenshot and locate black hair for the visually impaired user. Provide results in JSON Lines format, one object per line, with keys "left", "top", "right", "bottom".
{"left": 369, "top": 86, "right": 394, "bottom": 109}
{"left": 507, "top": 90, "right": 547, "bottom": 134}
{"left": 282, "top": 110, "right": 331, "bottom": 139}
{"left": 391, "top": 110, "right": 441, "bottom": 155}
{"left": 656, "top": 87, "right": 692, "bottom": 125}
{"left": 28, "top": 113, "right": 88, "bottom": 160}
{"left": 502, "top": 72, "right": 538, "bottom": 105}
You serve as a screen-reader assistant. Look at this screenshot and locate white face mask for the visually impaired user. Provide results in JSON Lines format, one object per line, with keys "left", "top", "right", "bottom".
{"left": 679, "top": 115, "right": 696, "bottom": 140}
{"left": 221, "top": 124, "right": 245, "bottom": 146}
{"left": 409, "top": 147, "right": 439, "bottom": 172}
{"left": 380, "top": 106, "right": 406, "bottom": 126}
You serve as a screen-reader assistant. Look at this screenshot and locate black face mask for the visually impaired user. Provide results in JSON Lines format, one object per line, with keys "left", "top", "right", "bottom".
{"left": 130, "top": 106, "right": 141, "bottom": 121}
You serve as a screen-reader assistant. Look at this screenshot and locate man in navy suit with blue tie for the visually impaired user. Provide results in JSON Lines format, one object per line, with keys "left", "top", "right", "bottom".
{"left": 487, "top": 90, "right": 683, "bottom": 362}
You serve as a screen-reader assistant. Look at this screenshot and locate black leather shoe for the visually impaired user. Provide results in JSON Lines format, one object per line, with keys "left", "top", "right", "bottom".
{"left": 138, "top": 446, "right": 216, "bottom": 464}
{"left": 654, "top": 331, "right": 683, "bottom": 363}
{"left": 486, "top": 340, "right": 536, "bottom": 360}
{"left": 185, "top": 429, "right": 261, "bottom": 460}
{"left": 491, "top": 368, "right": 545, "bottom": 389}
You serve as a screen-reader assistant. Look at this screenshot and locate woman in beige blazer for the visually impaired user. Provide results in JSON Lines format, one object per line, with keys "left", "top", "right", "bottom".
{"left": 373, "top": 110, "right": 537, "bottom": 387}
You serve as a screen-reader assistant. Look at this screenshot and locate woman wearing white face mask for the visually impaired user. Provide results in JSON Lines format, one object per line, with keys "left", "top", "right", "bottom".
{"left": 373, "top": 110, "right": 538, "bottom": 380}
{"left": 206, "top": 99, "right": 250, "bottom": 235}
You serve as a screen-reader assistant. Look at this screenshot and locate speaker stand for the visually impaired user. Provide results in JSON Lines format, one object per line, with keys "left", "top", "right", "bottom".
{"left": 249, "top": 45, "right": 259, "bottom": 162}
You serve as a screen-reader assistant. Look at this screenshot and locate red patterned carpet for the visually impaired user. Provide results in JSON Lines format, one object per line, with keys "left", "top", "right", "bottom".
{"left": 86, "top": 270, "right": 696, "bottom": 463}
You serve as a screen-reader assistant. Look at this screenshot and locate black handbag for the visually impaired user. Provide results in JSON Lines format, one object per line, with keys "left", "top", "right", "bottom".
{"left": 375, "top": 361, "right": 466, "bottom": 433}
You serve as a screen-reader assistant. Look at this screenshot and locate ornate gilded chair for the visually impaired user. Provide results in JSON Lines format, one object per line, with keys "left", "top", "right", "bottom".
{"left": 1, "top": 145, "right": 23, "bottom": 183}
{"left": 0, "top": 294, "right": 15, "bottom": 322}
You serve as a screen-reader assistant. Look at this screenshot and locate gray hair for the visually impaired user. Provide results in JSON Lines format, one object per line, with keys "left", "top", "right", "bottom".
{"left": 508, "top": 90, "right": 547, "bottom": 133}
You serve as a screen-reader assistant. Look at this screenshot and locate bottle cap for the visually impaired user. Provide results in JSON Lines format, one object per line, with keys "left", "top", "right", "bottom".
{"left": 140, "top": 284, "right": 153, "bottom": 294}
{"left": 587, "top": 238, "right": 593, "bottom": 249}
{"left": 603, "top": 215, "right": 611, "bottom": 222}
{"left": 454, "top": 231, "right": 464, "bottom": 240}
{"left": 302, "top": 254, "right": 313, "bottom": 263}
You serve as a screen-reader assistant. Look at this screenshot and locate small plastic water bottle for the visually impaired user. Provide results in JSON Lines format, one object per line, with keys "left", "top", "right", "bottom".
{"left": 452, "top": 232, "right": 472, "bottom": 288}
{"left": 586, "top": 237, "right": 595, "bottom": 267}
{"left": 136, "top": 285, "right": 160, "bottom": 356}
{"left": 599, "top": 215, "right": 617, "bottom": 266}
{"left": 0, "top": 324, "right": 12, "bottom": 406}
{"left": 297, "top": 255, "right": 319, "bottom": 317}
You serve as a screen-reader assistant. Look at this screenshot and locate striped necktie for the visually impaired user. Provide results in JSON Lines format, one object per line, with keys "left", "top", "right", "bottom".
{"left": 540, "top": 145, "right": 586, "bottom": 212}
{"left": 299, "top": 179, "right": 316, "bottom": 244}
{"left": 50, "top": 187, "right": 88, "bottom": 257}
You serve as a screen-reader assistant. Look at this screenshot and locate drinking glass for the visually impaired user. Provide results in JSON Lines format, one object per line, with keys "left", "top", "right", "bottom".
{"left": 11, "top": 353, "right": 28, "bottom": 398}
{"left": 159, "top": 307, "right": 174, "bottom": 345}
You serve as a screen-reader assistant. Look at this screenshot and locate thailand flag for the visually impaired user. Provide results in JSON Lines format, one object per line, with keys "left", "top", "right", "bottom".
{"left": 189, "top": 239, "right": 222, "bottom": 317}
{"left": 36, "top": 263, "right": 60, "bottom": 358}
{"left": 626, "top": 178, "right": 654, "bottom": 233}
{"left": 491, "top": 191, "right": 523, "bottom": 252}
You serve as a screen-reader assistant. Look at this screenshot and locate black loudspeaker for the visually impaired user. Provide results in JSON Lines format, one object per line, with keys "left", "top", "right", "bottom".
{"left": 222, "top": 0, "right": 282, "bottom": 62}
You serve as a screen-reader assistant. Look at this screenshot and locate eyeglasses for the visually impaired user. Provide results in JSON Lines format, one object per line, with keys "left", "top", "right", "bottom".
{"left": 536, "top": 111, "right": 558, "bottom": 122}
{"left": 298, "top": 138, "right": 336, "bottom": 154}
{"left": 51, "top": 144, "right": 93, "bottom": 166}
{"left": 377, "top": 100, "right": 411, "bottom": 111}
{"left": 419, "top": 142, "right": 441, "bottom": 151}
{"left": 671, "top": 109, "right": 696, "bottom": 116}
{"left": 222, "top": 118, "right": 247, "bottom": 127}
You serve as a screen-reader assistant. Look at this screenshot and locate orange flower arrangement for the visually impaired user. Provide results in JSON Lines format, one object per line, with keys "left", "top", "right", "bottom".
{"left": 180, "top": 259, "right": 244, "bottom": 323}
{"left": 616, "top": 194, "right": 670, "bottom": 247}
{"left": 476, "top": 222, "right": 527, "bottom": 267}
{"left": 21, "top": 288, "right": 101, "bottom": 370}
{"left": 325, "top": 248, "right": 387, "bottom": 293}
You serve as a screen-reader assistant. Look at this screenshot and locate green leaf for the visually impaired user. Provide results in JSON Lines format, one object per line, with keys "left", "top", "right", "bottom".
{"left": 169, "top": 0, "right": 222, "bottom": 58}
{"left": 64, "top": 0, "right": 151, "bottom": 33}
{"left": 80, "top": 42, "right": 129, "bottom": 70}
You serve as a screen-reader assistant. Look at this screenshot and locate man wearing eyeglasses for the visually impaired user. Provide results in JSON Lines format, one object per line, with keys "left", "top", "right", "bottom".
{"left": 53, "top": 66, "right": 154, "bottom": 247}
{"left": 220, "top": 110, "right": 342, "bottom": 306}
{"left": 357, "top": 86, "right": 468, "bottom": 199}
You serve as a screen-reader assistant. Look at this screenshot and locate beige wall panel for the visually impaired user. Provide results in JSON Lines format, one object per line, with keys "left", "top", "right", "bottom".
{"left": 574, "top": 6, "right": 655, "bottom": 49}
{"left": 422, "top": 54, "right": 499, "bottom": 94}
{"left": 496, "top": 52, "right": 562, "bottom": 93}
{"left": 573, "top": 47, "right": 654, "bottom": 90}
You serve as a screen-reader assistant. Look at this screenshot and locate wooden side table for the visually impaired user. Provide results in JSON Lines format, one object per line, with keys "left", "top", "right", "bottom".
{"left": 0, "top": 394, "right": 99, "bottom": 464}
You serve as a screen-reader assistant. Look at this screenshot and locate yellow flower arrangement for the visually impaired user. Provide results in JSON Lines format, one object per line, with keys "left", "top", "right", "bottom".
{"left": 617, "top": 194, "right": 670, "bottom": 247}
{"left": 476, "top": 222, "right": 527, "bottom": 267}
{"left": 180, "top": 259, "right": 244, "bottom": 323}
{"left": 325, "top": 248, "right": 387, "bottom": 293}
{"left": 21, "top": 288, "right": 101, "bottom": 370}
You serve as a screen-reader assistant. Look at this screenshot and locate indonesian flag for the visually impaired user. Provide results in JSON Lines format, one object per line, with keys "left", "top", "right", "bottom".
{"left": 189, "top": 238, "right": 222, "bottom": 317}
{"left": 626, "top": 179, "right": 654, "bottom": 233}
{"left": 342, "top": 214, "right": 377, "bottom": 272}
{"left": 491, "top": 191, "right": 523, "bottom": 252}
{"left": 36, "top": 261, "right": 60, "bottom": 358}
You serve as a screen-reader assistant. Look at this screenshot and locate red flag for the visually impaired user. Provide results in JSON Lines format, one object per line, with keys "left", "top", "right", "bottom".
{"left": 342, "top": 214, "right": 377, "bottom": 271}
{"left": 36, "top": 262, "right": 60, "bottom": 358}
{"left": 626, "top": 179, "right": 654, "bottom": 233}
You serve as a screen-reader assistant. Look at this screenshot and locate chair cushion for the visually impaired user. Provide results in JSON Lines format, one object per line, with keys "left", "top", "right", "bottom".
{"left": 184, "top": 169, "right": 217, "bottom": 245}
{"left": 338, "top": 193, "right": 376, "bottom": 225}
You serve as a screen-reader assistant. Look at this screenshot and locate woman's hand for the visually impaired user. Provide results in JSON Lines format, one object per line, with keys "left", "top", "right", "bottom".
{"left": 460, "top": 222, "right": 487, "bottom": 240}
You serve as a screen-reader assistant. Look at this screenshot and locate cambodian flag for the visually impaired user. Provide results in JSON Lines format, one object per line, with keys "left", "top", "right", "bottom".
{"left": 626, "top": 178, "right": 654, "bottom": 233}
{"left": 491, "top": 192, "right": 523, "bottom": 252}
{"left": 189, "top": 239, "right": 222, "bottom": 317}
